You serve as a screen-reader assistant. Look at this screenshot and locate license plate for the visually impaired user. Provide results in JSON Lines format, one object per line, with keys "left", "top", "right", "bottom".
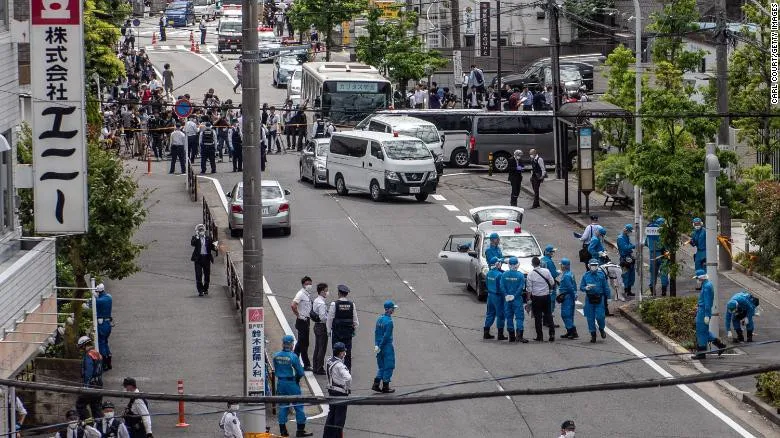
{"left": 409, "top": 187, "right": 421, "bottom": 194}
{"left": 230, "top": 45, "right": 237, "bottom": 49}
{"left": 262, "top": 207, "right": 270, "bottom": 215}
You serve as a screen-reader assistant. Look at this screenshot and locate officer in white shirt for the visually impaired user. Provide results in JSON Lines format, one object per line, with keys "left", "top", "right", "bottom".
{"left": 526, "top": 257, "right": 556, "bottom": 342}
{"left": 322, "top": 342, "right": 352, "bottom": 438}
{"left": 291, "top": 276, "right": 314, "bottom": 371}
{"left": 168, "top": 123, "right": 187, "bottom": 174}
{"left": 122, "top": 377, "right": 153, "bottom": 438}
{"left": 95, "top": 401, "right": 130, "bottom": 438}
{"left": 219, "top": 403, "right": 243, "bottom": 438}
{"left": 311, "top": 283, "right": 330, "bottom": 374}
{"left": 54, "top": 410, "right": 101, "bottom": 438}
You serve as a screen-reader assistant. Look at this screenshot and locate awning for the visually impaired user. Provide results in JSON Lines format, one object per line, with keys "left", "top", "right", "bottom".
{"left": 557, "top": 101, "right": 632, "bottom": 127}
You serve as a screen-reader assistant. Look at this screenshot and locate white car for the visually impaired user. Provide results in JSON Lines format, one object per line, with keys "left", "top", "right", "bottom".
{"left": 193, "top": 0, "right": 217, "bottom": 21}
{"left": 287, "top": 69, "right": 301, "bottom": 97}
{"left": 437, "top": 206, "right": 542, "bottom": 300}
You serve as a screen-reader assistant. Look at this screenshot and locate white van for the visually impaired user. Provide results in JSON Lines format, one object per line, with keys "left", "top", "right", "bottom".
{"left": 327, "top": 131, "right": 439, "bottom": 202}
{"left": 359, "top": 114, "right": 444, "bottom": 176}
{"left": 193, "top": 0, "right": 216, "bottom": 21}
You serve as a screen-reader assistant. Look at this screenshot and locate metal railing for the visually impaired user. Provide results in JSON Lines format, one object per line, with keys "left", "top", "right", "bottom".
{"left": 187, "top": 163, "right": 198, "bottom": 201}
{"left": 202, "top": 197, "right": 218, "bottom": 243}
{"left": 225, "top": 251, "right": 243, "bottom": 315}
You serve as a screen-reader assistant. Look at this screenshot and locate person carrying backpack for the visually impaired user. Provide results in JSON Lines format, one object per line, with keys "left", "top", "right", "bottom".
{"left": 469, "top": 65, "right": 485, "bottom": 107}
{"left": 199, "top": 122, "right": 217, "bottom": 174}
{"left": 76, "top": 336, "right": 104, "bottom": 421}
{"left": 122, "top": 378, "right": 153, "bottom": 438}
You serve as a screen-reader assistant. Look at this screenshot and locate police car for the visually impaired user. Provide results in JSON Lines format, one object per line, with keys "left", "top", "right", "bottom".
{"left": 437, "top": 206, "right": 542, "bottom": 301}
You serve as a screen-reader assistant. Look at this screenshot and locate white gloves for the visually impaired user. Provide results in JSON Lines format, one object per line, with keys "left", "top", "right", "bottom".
{"left": 599, "top": 251, "right": 607, "bottom": 257}
{"left": 585, "top": 285, "right": 593, "bottom": 291}
{"left": 505, "top": 295, "right": 515, "bottom": 302}
{"left": 374, "top": 346, "right": 380, "bottom": 354}
{"left": 212, "top": 240, "right": 219, "bottom": 250}
{"left": 703, "top": 316, "right": 710, "bottom": 324}
{"left": 727, "top": 330, "right": 733, "bottom": 338}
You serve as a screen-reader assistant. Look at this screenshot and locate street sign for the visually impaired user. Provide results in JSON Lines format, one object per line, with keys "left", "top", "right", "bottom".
{"left": 578, "top": 127, "right": 594, "bottom": 192}
{"left": 132, "top": 18, "right": 140, "bottom": 26}
{"left": 245, "top": 307, "right": 265, "bottom": 396}
{"left": 479, "top": 2, "right": 490, "bottom": 57}
{"left": 645, "top": 226, "right": 660, "bottom": 236}
{"left": 174, "top": 99, "right": 193, "bottom": 118}
{"left": 452, "top": 50, "right": 462, "bottom": 86}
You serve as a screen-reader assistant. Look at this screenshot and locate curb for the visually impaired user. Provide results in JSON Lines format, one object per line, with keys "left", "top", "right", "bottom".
{"left": 743, "top": 393, "right": 780, "bottom": 426}
{"left": 733, "top": 261, "right": 780, "bottom": 291}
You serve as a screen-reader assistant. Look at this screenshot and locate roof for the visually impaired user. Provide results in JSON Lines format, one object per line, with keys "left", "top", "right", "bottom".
{"left": 332, "top": 131, "right": 419, "bottom": 142}
{"left": 557, "top": 101, "right": 632, "bottom": 126}
{"left": 370, "top": 115, "right": 437, "bottom": 128}
{"left": 236, "top": 180, "right": 282, "bottom": 188}
{"left": 302, "top": 62, "right": 389, "bottom": 82}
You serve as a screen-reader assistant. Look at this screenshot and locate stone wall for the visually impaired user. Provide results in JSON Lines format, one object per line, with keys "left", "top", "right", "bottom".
{"left": 16, "top": 358, "right": 81, "bottom": 434}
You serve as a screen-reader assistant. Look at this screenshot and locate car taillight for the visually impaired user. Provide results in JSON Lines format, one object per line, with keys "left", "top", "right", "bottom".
{"left": 492, "top": 219, "right": 507, "bottom": 225}
{"left": 278, "top": 203, "right": 289, "bottom": 212}
{"left": 469, "top": 136, "right": 476, "bottom": 151}
{"left": 231, "top": 204, "right": 243, "bottom": 213}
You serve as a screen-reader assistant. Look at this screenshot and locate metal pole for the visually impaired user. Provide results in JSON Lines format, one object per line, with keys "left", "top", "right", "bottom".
{"left": 719, "top": 206, "right": 732, "bottom": 270}
{"left": 496, "top": 0, "right": 501, "bottom": 111}
{"left": 242, "top": 0, "right": 265, "bottom": 430}
{"left": 716, "top": 0, "right": 729, "bottom": 148}
{"left": 90, "top": 277, "right": 98, "bottom": 348}
{"left": 632, "top": 0, "right": 644, "bottom": 301}
{"left": 705, "top": 142, "right": 721, "bottom": 338}
{"left": 549, "top": 0, "right": 562, "bottom": 178}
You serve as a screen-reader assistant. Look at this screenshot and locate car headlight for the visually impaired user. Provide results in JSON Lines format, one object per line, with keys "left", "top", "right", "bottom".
{"left": 385, "top": 170, "right": 400, "bottom": 181}
{"left": 434, "top": 153, "right": 443, "bottom": 163}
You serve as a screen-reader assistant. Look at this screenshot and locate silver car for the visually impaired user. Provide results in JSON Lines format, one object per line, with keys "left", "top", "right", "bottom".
{"left": 227, "top": 180, "right": 292, "bottom": 237}
{"left": 299, "top": 138, "right": 329, "bottom": 187}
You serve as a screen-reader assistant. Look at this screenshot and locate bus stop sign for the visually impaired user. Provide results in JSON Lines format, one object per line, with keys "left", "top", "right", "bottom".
{"left": 174, "top": 99, "right": 193, "bottom": 118}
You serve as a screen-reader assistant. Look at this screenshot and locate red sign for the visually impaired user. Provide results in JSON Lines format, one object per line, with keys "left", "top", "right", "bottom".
{"left": 31, "top": 0, "right": 81, "bottom": 25}
{"left": 248, "top": 307, "right": 264, "bottom": 323}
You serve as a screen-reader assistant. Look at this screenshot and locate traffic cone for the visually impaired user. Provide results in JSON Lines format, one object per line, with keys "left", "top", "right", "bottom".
{"left": 189, "top": 31, "right": 194, "bottom": 42}
{"left": 152, "top": 32, "right": 157, "bottom": 45}
{"left": 190, "top": 41, "right": 196, "bottom": 52}
{"left": 195, "top": 43, "right": 200, "bottom": 53}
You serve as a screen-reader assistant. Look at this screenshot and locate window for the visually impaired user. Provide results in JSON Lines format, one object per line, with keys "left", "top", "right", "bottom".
{"left": 343, "top": 137, "right": 367, "bottom": 157}
{"left": 329, "top": 136, "right": 350, "bottom": 156}
{"left": 518, "top": 116, "right": 553, "bottom": 134}
{"left": 368, "top": 121, "right": 388, "bottom": 133}
{"left": 370, "top": 142, "right": 383, "bottom": 159}
{"left": 477, "top": 116, "right": 521, "bottom": 134}
{"left": 261, "top": 186, "right": 283, "bottom": 199}
{"left": 0, "top": 131, "right": 12, "bottom": 232}
{"left": 408, "top": 113, "right": 472, "bottom": 132}
{"left": 699, "top": 57, "right": 706, "bottom": 73}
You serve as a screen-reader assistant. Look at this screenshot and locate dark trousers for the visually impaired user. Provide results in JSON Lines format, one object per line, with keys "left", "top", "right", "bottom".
{"left": 187, "top": 135, "right": 198, "bottom": 162}
{"left": 332, "top": 336, "right": 352, "bottom": 370}
{"left": 160, "top": 26, "right": 166, "bottom": 41}
{"left": 200, "top": 29, "right": 206, "bottom": 44}
{"left": 313, "top": 322, "right": 328, "bottom": 372}
{"left": 531, "top": 294, "right": 554, "bottom": 339}
{"left": 233, "top": 146, "right": 243, "bottom": 171}
{"left": 76, "top": 393, "right": 103, "bottom": 421}
{"left": 201, "top": 145, "right": 216, "bottom": 173}
{"left": 217, "top": 136, "right": 228, "bottom": 159}
{"left": 194, "top": 255, "right": 211, "bottom": 293}
{"left": 169, "top": 144, "right": 185, "bottom": 173}
{"left": 322, "top": 390, "right": 348, "bottom": 438}
{"left": 509, "top": 176, "right": 522, "bottom": 206}
{"left": 531, "top": 175, "right": 542, "bottom": 207}
{"left": 294, "top": 318, "right": 311, "bottom": 367}
{"left": 151, "top": 136, "right": 163, "bottom": 159}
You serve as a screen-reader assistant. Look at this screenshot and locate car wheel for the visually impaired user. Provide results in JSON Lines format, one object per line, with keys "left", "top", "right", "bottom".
{"left": 229, "top": 223, "right": 240, "bottom": 237}
{"left": 476, "top": 275, "right": 487, "bottom": 301}
{"left": 414, "top": 192, "right": 429, "bottom": 202}
{"left": 370, "top": 180, "right": 383, "bottom": 202}
{"left": 450, "top": 147, "right": 470, "bottom": 168}
{"left": 282, "top": 227, "right": 292, "bottom": 236}
{"left": 335, "top": 174, "right": 348, "bottom": 195}
{"left": 493, "top": 152, "right": 510, "bottom": 172}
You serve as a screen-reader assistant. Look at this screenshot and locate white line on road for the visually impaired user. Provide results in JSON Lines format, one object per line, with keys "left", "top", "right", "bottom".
{"left": 431, "top": 194, "right": 446, "bottom": 201}
{"left": 176, "top": 45, "right": 186, "bottom": 50}
{"left": 456, "top": 215, "right": 473, "bottom": 223}
{"left": 443, "top": 204, "right": 460, "bottom": 212}
{"left": 347, "top": 216, "right": 359, "bottom": 229}
{"left": 159, "top": 45, "right": 170, "bottom": 50}
{"left": 440, "top": 172, "right": 470, "bottom": 177}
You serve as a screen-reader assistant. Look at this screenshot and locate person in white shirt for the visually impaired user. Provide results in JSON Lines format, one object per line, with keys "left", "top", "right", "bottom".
{"left": 413, "top": 85, "right": 427, "bottom": 109}
{"left": 575, "top": 215, "right": 600, "bottom": 268}
{"left": 122, "top": 377, "right": 153, "bottom": 438}
{"left": 219, "top": 403, "right": 243, "bottom": 438}
{"left": 291, "top": 276, "right": 314, "bottom": 371}
{"left": 526, "top": 257, "right": 556, "bottom": 342}
{"left": 95, "top": 401, "right": 130, "bottom": 438}
{"left": 322, "top": 342, "right": 352, "bottom": 438}
{"left": 184, "top": 117, "right": 199, "bottom": 163}
{"left": 169, "top": 123, "right": 187, "bottom": 174}
{"left": 54, "top": 410, "right": 101, "bottom": 438}
{"left": 311, "top": 283, "right": 330, "bottom": 374}
{"left": 267, "top": 107, "right": 282, "bottom": 153}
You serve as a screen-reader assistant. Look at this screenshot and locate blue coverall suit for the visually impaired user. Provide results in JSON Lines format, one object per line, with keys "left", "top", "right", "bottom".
{"left": 502, "top": 269, "right": 526, "bottom": 336}
{"left": 695, "top": 280, "right": 717, "bottom": 348}
{"left": 645, "top": 222, "right": 669, "bottom": 291}
{"left": 95, "top": 292, "right": 113, "bottom": 360}
{"left": 617, "top": 233, "right": 636, "bottom": 291}
{"left": 483, "top": 266, "right": 505, "bottom": 330}
{"left": 273, "top": 349, "right": 307, "bottom": 426}
{"left": 580, "top": 270, "right": 610, "bottom": 334}
{"left": 485, "top": 244, "right": 503, "bottom": 265}
{"left": 725, "top": 292, "right": 756, "bottom": 337}
{"left": 541, "top": 255, "right": 559, "bottom": 313}
{"left": 588, "top": 236, "right": 606, "bottom": 263}
{"left": 559, "top": 270, "right": 577, "bottom": 331}
{"left": 689, "top": 227, "right": 707, "bottom": 272}
{"left": 375, "top": 314, "right": 395, "bottom": 383}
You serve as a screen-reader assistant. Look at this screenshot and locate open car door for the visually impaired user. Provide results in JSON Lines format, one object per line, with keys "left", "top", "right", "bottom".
{"left": 437, "top": 234, "right": 475, "bottom": 283}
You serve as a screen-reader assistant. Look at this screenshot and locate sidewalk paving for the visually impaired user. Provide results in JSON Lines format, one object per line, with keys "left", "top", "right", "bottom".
{"left": 483, "top": 173, "right": 780, "bottom": 396}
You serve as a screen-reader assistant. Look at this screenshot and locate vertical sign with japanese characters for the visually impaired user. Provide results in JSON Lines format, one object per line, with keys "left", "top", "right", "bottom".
{"left": 479, "top": 2, "right": 490, "bottom": 57}
{"left": 246, "top": 307, "right": 265, "bottom": 396}
{"left": 30, "top": 0, "right": 88, "bottom": 233}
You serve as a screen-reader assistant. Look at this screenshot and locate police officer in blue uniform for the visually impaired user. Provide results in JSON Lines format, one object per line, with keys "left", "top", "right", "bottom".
{"left": 541, "top": 245, "right": 560, "bottom": 328}
{"left": 558, "top": 258, "right": 578, "bottom": 339}
{"left": 725, "top": 291, "right": 759, "bottom": 343}
{"left": 645, "top": 217, "right": 669, "bottom": 295}
{"left": 691, "top": 269, "right": 727, "bottom": 360}
{"left": 580, "top": 259, "right": 610, "bottom": 343}
{"left": 588, "top": 226, "right": 608, "bottom": 263}
{"left": 485, "top": 233, "right": 503, "bottom": 263}
{"left": 617, "top": 224, "right": 636, "bottom": 298}
{"left": 95, "top": 283, "right": 114, "bottom": 371}
{"left": 272, "top": 335, "right": 312, "bottom": 437}
{"left": 689, "top": 217, "right": 707, "bottom": 273}
{"left": 483, "top": 257, "right": 507, "bottom": 340}
{"left": 372, "top": 301, "right": 397, "bottom": 394}
{"left": 502, "top": 257, "right": 529, "bottom": 343}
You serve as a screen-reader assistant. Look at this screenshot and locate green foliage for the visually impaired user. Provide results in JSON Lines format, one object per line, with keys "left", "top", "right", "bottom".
{"left": 84, "top": 0, "right": 128, "bottom": 86}
{"left": 597, "top": 45, "right": 639, "bottom": 151}
{"left": 287, "top": 0, "right": 368, "bottom": 61}
{"left": 563, "top": 0, "right": 615, "bottom": 20}
{"left": 646, "top": 0, "right": 705, "bottom": 73}
{"left": 595, "top": 153, "right": 630, "bottom": 190}
{"left": 721, "top": 164, "right": 774, "bottom": 218}
{"left": 756, "top": 372, "right": 780, "bottom": 408}
{"left": 744, "top": 181, "right": 780, "bottom": 278}
{"left": 638, "top": 296, "right": 698, "bottom": 344}
{"left": 16, "top": 122, "right": 32, "bottom": 164}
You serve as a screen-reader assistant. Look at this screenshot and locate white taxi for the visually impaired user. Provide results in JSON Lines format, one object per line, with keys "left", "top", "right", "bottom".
{"left": 437, "top": 206, "right": 542, "bottom": 301}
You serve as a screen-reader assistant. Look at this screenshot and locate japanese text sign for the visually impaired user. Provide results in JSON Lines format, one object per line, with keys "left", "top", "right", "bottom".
{"left": 246, "top": 307, "right": 265, "bottom": 396}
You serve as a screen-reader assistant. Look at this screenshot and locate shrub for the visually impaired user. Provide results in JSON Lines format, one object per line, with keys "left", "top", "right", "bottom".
{"left": 745, "top": 181, "right": 780, "bottom": 280}
{"left": 756, "top": 371, "right": 780, "bottom": 408}
{"left": 595, "top": 153, "right": 631, "bottom": 191}
{"left": 638, "top": 296, "right": 698, "bottom": 344}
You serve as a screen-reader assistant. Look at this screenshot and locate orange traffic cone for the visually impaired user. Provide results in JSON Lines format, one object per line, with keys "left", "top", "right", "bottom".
{"left": 190, "top": 41, "right": 196, "bottom": 52}
{"left": 152, "top": 32, "right": 157, "bottom": 45}
{"left": 195, "top": 43, "right": 200, "bottom": 53}
{"left": 189, "top": 31, "right": 194, "bottom": 42}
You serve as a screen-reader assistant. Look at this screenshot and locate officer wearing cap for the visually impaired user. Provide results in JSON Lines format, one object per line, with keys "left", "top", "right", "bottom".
{"left": 94, "top": 283, "right": 114, "bottom": 371}
{"left": 580, "top": 259, "right": 610, "bottom": 343}
{"left": 483, "top": 256, "right": 507, "bottom": 340}
{"left": 199, "top": 121, "right": 217, "bottom": 174}
{"left": 541, "top": 244, "right": 560, "bottom": 328}
{"left": 373, "top": 300, "right": 398, "bottom": 393}
{"left": 327, "top": 284, "right": 359, "bottom": 370}
{"left": 558, "top": 258, "right": 579, "bottom": 339}
{"left": 96, "top": 401, "right": 130, "bottom": 438}
{"left": 273, "top": 335, "right": 312, "bottom": 437}
{"left": 558, "top": 419, "right": 576, "bottom": 438}
{"left": 323, "top": 342, "right": 352, "bottom": 438}
{"left": 691, "top": 269, "right": 726, "bottom": 359}
{"left": 689, "top": 217, "right": 706, "bottom": 272}
{"left": 617, "top": 223, "right": 636, "bottom": 297}
{"left": 55, "top": 410, "right": 101, "bottom": 438}
{"left": 502, "top": 256, "right": 529, "bottom": 343}
{"left": 485, "top": 233, "right": 503, "bottom": 263}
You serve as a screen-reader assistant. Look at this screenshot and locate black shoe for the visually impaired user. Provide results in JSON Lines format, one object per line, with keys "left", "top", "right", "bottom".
{"left": 691, "top": 346, "right": 706, "bottom": 360}
{"left": 600, "top": 328, "right": 607, "bottom": 339}
{"left": 569, "top": 328, "right": 579, "bottom": 339}
{"left": 560, "top": 328, "right": 572, "bottom": 339}
{"left": 734, "top": 330, "right": 744, "bottom": 343}
{"left": 590, "top": 332, "right": 597, "bottom": 343}
{"left": 381, "top": 381, "right": 395, "bottom": 393}
{"left": 304, "top": 366, "right": 313, "bottom": 372}
{"left": 517, "top": 330, "right": 529, "bottom": 343}
{"left": 713, "top": 338, "right": 726, "bottom": 356}
{"left": 508, "top": 331, "right": 516, "bottom": 342}
{"left": 371, "top": 378, "right": 382, "bottom": 392}
{"left": 497, "top": 329, "right": 507, "bottom": 341}
{"left": 314, "top": 369, "right": 326, "bottom": 375}
{"left": 746, "top": 330, "right": 754, "bottom": 342}
{"left": 533, "top": 336, "right": 544, "bottom": 342}
{"left": 279, "top": 425, "right": 289, "bottom": 437}
{"left": 104, "top": 356, "right": 113, "bottom": 370}
{"left": 204, "top": 289, "right": 209, "bottom": 295}
{"left": 198, "top": 292, "right": 204, "bottom": 296}
{"left": 483, "top": 328, "right": 494, "bottom": 340}
{"left": 296, "top": 424, "right": 313, "bottom": 437}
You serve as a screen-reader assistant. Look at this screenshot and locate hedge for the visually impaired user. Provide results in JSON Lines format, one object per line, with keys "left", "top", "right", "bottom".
{"left": 638, "top": 296, "right": 698, "bottom": 346}
{"left": 756, "top": 371, "right": 780, "bottom": 408}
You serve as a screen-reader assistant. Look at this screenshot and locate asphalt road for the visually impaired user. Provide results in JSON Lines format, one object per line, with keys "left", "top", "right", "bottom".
{"left": 142, "top": 27, "right": 774, "bottom": 437}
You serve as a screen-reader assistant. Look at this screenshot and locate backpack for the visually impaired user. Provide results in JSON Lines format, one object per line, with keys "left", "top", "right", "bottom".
{"left": 202, "top": 128, "right": 215, "bottom": 146}
{"left": 473, "top": 69, "right": 484, "bottom": 85}
{"left": 86, "top": 349, "right": 104, "bottom": 387}
{"left": 124, "top": 398, "right": 150, "bottom": 433}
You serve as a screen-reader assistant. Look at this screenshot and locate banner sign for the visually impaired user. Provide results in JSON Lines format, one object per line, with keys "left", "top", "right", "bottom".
{"left": 30, "top": 0, "right": 88, "bottom": 233}
{"left": 479, "top": 2, "right": 490, "bottom": 57}
{"left": 246, "top": 307, "right": 266, "bottom": 396}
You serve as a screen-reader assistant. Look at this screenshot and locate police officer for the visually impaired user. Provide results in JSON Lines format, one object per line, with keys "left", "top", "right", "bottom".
{"left": 645, "top": 217, "right": 669, "bottom": 296}
{"left": 580, "top": 259, "right": 610, "bottom": 343}
{"left": 588, "top": 226, "right": 608, "bottom": 263}
{"left": 94, "top": 283, "right": 114, "bottom": 371}
{"left": 273, "top": 335, "right": 312, "bottom": 437}
{"left": 122, "top": 377, "right": 153, "bottom": 438}
{"left": 219, "top": 402, "right": 242, "bottom": 438}
{"left": 327, "top": 284, "right": 359, "bottom": 370}
{"left": 541, "top": 245, "right": 560, "bottom": 328}
{"left": 199, "top": 121, "right": 217, "bottom": 174}
{"left": 76, "top": 336, "right": 104, "bottom": 421}
{"left": 502, "top": 257, "right": 528, "bottom": 343}
{"left": 485, "top": 233, "right": 503, "bottom": 262}
{"left": 96, "top": 402, "right": 130, "bottom": 438}
{"left": 725, "top": 291, "right": 759, "bottom": 343}
{"left": 689, "top": 217, "right": 707, "bottom": 273}
{"left": 617, "top": 224, "right": 636, "bottom": 297}
{"left": 372, "top": 301, "right": 397, "bottom": 394}
{"left": 691, "top": 270, "right": 727, "bottom": 359}
{"left": 55, "top": 410, "right": 101, "bottom": 438}
{"left": 323, "top": 342, "right": 352, "bottom": 438}
{"left": 483, "top": 257, "right": 507, "bottom": 340}
{"left": 558, "top": 258, "right": 579, "bottom": 339}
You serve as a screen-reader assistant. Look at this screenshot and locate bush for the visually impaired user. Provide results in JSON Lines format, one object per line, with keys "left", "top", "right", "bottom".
{"left": 595, "top": 153, "right": 631, "bottom": 191}
{"left": 638, "top": 296, "right": 698, "bottom": 344}
{"left": 756, "top": 371, "right": 780, "bottom": 408}
{"left": 745, "top": 181, "right": 780, "bottom": 281}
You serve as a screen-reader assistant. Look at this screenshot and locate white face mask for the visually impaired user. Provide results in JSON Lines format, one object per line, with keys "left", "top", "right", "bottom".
{"left": 104, "top": 411, "right": 115, "bottom": 419}
{"left": 68, "top": 422, "right": 79, "bottom": 430}
{"left": 589, "top": 266, "right": 598, "bottom": 272}
{"left": 229, "top": 404, "right": 239, "bottom": 412}
{"left": 304, "top": 284, "right": 313, "bottom": 293}
{"left": 564, "top": 432, "right": 575, "bottom": 438}
{"left": 694, "top": 225, "right": 702, "bottom": 230}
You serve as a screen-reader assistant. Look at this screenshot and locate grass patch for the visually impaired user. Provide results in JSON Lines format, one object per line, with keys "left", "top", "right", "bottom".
{"left": 756, "top": 372, "right": 780, "bottom": 408}
{"left": 637, "top": 296, "right": 698, "bottom": 345}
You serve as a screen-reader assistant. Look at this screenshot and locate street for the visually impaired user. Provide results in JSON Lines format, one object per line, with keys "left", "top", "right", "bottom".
{"left": 139, "top": 17, "right": 776, "bottom": 437}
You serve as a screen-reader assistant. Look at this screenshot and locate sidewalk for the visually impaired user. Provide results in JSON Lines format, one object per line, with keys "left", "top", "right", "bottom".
{"left": 483, "top": 173, "right": 780, "bottom": 397}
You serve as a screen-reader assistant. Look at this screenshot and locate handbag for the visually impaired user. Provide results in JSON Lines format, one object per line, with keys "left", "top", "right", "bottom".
{"left": 579, "top": 247, "right": 591, "bottom": 263}
{"left": 555, "top": 293, "right": 565, "bottom": 304}
{"left": 587, "top": 293, "right": 602, "bottom": 305}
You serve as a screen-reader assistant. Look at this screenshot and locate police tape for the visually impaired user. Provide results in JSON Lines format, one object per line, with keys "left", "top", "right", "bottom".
{"left": 111, "top": 122, "right": 314, "bottom": 133}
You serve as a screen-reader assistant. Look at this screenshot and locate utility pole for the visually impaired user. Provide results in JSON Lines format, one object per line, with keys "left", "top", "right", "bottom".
{"left": 548, "top": 0, "right": 562, "bottom": 178}
{"left": 496, "top": 0, "right": 501, "bottom": 110}
{"left": 631, "top": 0, "right": 644, "bottom": 300}
{"left": 242, "top": 0, "right": 265, "bottom": 431}
{"left": 716, "top": 0, "right": 732, "bottom": 270}
{"left": 705, "top": 143, "right": 721, "bottom": 338}
{"left": 451, "top": 0, "right": 461, "bottom": 49}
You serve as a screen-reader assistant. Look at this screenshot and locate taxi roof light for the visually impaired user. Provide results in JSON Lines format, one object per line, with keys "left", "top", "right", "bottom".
{"left": 491, "top": 219, "right": 507, "bottom": 225}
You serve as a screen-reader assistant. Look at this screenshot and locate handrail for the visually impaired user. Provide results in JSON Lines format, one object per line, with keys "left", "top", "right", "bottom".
{"left": 187, "top": 162, "right": 198, "bottom": 201}
{"left": 202, "top": 197, "right": 218, "bottom": 243}
{"left": 224, "top": 251, "right": 243, "bottom": 315}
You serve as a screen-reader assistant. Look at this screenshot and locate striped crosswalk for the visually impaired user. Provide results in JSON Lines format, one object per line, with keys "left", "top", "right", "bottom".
{"left": 144, "top": 44, "right": 217, "bottom": 52}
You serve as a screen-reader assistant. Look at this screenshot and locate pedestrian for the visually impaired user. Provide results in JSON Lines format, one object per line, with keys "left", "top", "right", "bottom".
{"left": 14, "top": 395, "right": 27, "bottom": 436}
{"left": 76, "top": 336, "right": 104, "bottom": 421}
{"left": 322, "top": 342, "right": 351, "bottom": 438}
{"left": 327, "top": 284, "right": 359, "bottom": 370}
{"left": 267, "top": 107, "right": 282, "bottom": 153}
{"left": 122, "top": 377, "right": 154, "bottom": 438}
{"left": 227, "top": 119, "right": 243, "bottom": 172}
{"left": 528, "top": 148, "right": 546, "bottom": 208}
{"left": 372, "top": 300, "right": 398, "bottom": 393}
{"left": 184, "top": 116, "right": 199, "bottom": 163}
{"left": 233, "top": 58, "right": 242, "bottom": 93}
{"left": 55, "top": 410, "right": 101, "bottom": 438}
{"left": 169, "top": 122, "right": 187, "bottom": 174}
{"left": 468, "top": 64, "right": 485, "bottom": 104}
{"left": 413, "top": 84, "right": 427, "bottom": 109}
{"left": 199, "top": 20, "right": 207, "bottom": 44}
{"left": 483, "top": 256, "right": 507, "bottom": 340}
{"left": 485, "top": 232, "right": 503, "bottom": 262}
{"left": 725, "top": 291, "right": 759, "bottom": 344}
{"left": 557, "top": 258, "right": 579, "bottom": 339}
{"left": 558, "top": 420, "right": 576, "bottom": 438}
{"left": 541, "top": 245, "right": 560, "bottom": 328}
{"left": 158, "top": 16, "right": 166, "bottom": 42}
{"left": 588, "top": 225, "right": 608, "bottom": 263}
{"left": 532, "top": 85, "right": 546, "bottom": 110}
{"left": 526, "top": 256, "right": 556, "bottom": 342}
{"left": 507, "top": 149, "right": 523, "bottom": 206}
{"left": 219, "top": 402, "right": 242, "bottom": 437}
{"left": 521, "top": 86, "right": 534, "bottom": 111}
{"left": 691, "top": 270, "right": 727, "bottom": 359}
{"left": 161, "top": 63, "right": 173, "bottom": 98}
{"left": 311, "top": 283, "right": 329, "bottom": 375}
{"left": 199, "top": 121, "right": 217, "bottom": 174}
{"left": 581, "top": 259, "right": 610, "bottom": 343}
{"left": 291, "top": 276, "right": 314, "bottom": 371}
{"left": 485, "top": 86, "right": 499, "bottom": 111}
{"left": 273, "top": 335, "right": 313, "bottom": 437}
{"left": 502, "top": 257, "right": 529, "bottom": 343}
{"left": 94, "top": 283, "right": 114, "bottom": 371}
{"left": 95, "top": 401, "right": 130, "bottom": 438}
{"left": 617, "top": 223, "right": 636, "bottom": 297}
{"left": 190, "top": 223, "right": 218, "bottom": 296}
{"left": 689, "top": 217, "right": 706, "bottom": 273}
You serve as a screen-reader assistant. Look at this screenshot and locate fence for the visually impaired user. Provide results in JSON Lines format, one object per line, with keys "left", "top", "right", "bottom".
{"left": 225, "top": 251, "right": 243, "bottom": 315}
{"left": 757, "top": 149, "right": 780, "bottom": 179}
{"left": 202, "top": 197, "right": 218, "bottom": 243}
{"left": 187, "top": 163, "right": 198, "bottom": 202}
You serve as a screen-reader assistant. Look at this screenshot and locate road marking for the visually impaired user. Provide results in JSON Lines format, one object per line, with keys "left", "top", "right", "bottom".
{"left": 347, "top": 216, "right": 359, "bottom": 229}
{"left": 431, "top": 194, "right": 446, "bottom": 201}
{"left": 443, "top": 204, "right": 459, "bottom": 212}
{"left": 440, "top": 172, "right": 470, "bottom": 177}
{"left": 456, "top": 215, "right": 473, "bottom": 223}
{"left": 159, "top": 45, "right": 170, "bottom": 50}
{"left": 175, "top": 45, "right": 186, "bottom": 50}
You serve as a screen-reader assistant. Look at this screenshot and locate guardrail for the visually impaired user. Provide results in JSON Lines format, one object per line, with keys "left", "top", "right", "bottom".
{"left": 202, "top": 197, "right": 218, "bottom": 243}
{"left": 187, "top": 163, "right": 197, "bottom": 201}
{"left": 225, "top": 251, "right": 243, "bottom": 315}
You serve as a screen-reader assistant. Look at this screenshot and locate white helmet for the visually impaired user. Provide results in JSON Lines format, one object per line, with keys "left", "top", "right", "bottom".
{"left": 77, "top": 336, "right": 92, "bottom": 347}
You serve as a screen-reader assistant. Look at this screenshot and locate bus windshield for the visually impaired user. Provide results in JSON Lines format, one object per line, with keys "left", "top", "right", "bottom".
{"left": 321, "top": 81, "right": 390, "bottom": 125}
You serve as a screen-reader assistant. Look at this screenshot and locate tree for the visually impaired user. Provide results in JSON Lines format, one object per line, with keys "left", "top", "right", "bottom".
{"left": 563, "top": 0, "right": 615, "bottom": 20}
{"left": 287, "top": 0, "right": 368, "bottom": 61}
{"left": 646, "top": 0, "right": 704, "bottom": 74}
{"left": 84, "top": 0, "right": 128, "bottom": 85}
{"left": 597, "top": 44, "right": 639, "bottom": 152}
{"left": 744, "top": 181, "right": 780, "bottom": 280}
